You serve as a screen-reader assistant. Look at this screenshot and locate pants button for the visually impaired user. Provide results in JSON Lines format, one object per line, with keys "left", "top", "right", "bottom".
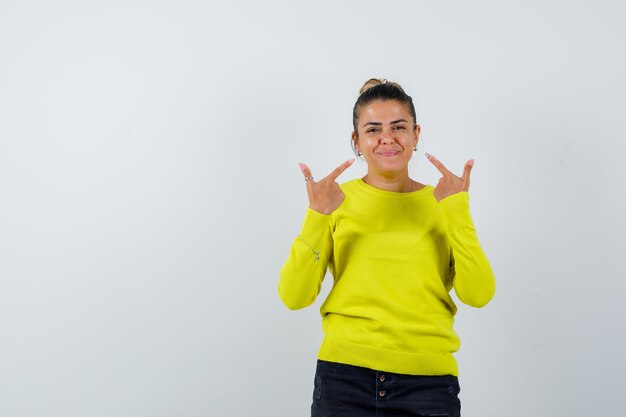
{"left": 379, "top": 390, "right": 386, "bottom": 397}
{"left": 379, "top": 374, "right": 386, "bottom": 382}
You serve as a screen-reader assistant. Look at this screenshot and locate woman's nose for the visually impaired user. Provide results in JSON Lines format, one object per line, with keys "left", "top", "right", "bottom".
{"left": 380, "top": 134, "right": 395, "bottom": 144}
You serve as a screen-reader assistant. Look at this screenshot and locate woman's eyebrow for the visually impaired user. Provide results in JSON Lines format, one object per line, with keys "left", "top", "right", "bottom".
{"left": 362, "top": 119, "right": 409, "bottom": 128}
{"left": 362, "top": 121, "right": 382, "bottom": 127}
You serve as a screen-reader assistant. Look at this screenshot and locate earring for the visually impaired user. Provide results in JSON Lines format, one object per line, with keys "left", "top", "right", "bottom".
{"left": 413, "top": 146, "right": 417, "bottom": 152}
{"left": 358, "top": 151, "right": 363, "bottom": 156}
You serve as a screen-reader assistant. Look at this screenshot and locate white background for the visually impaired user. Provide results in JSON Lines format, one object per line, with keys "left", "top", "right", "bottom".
{"left": 1, "top": 1, "right": 625, "bottom": 416}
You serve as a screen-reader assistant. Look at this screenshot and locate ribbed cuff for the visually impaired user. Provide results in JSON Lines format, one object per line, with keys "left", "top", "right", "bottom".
{"left": 439, "top": 192, "right": 473, "bottom": 232}
{"left": 298, "top": 207, "right": 332, "bottom": 246}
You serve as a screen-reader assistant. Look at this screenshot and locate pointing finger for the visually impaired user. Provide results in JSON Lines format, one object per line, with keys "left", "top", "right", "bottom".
{"left": 299, "top": 163, "right": 316, "bottom": 202}
{"left": 425, "top": 153, "right": 452, "bottom": 176}
{"left": 462, "top": 159, "right": 474, "bottom": 182}
{"left": 298, "top": 163, "right": 314, "bottom": 182}
{"left": 327, "top": 158, "right": 355, "bottom": 181}
{"left": 462, "top": 159, "right": 474, "bottom": 191}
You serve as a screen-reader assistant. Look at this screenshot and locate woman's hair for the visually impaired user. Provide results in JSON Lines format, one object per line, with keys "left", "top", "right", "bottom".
{"left": 352, "top": 78, "right": 417, "bottom": 135}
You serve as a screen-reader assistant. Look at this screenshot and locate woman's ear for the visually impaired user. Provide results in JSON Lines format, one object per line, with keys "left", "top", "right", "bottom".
{"left": 414, "top": 125, "right": 421, "bottom": 147}
{"left": 351, "top": 131, "right": 359, "bottom": 153}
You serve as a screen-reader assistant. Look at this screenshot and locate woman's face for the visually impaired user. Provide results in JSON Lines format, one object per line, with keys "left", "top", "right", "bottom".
{"left": 352, "top": 100, "right": 420, "bottom": 176}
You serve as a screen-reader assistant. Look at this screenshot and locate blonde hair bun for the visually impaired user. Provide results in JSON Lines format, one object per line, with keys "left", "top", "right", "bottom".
{"left": 359, "top": 78, "right": 405, "bottom": 95}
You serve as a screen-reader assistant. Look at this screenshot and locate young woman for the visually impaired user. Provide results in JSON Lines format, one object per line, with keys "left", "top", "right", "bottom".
{"left": 279, "top": 79, "right": 495, "bottom": 417}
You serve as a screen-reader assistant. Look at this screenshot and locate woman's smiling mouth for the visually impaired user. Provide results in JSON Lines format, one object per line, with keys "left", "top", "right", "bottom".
{"left": 376, "top": 149, "right": 402, "bottom": 157}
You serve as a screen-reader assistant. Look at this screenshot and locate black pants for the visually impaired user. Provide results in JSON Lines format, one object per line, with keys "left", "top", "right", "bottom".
{"left": 311, "top": 360, "right": 461, "bottom": 417}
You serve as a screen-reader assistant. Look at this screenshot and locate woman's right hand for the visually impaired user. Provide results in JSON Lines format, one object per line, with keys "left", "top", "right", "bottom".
{"left": 298, "top": 159, "right": 355, "bottom": 215}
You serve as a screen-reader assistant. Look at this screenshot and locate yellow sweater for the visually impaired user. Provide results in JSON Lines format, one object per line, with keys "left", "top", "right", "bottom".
{"left": 279, "top": 178, "right": 495, "bottom": 376}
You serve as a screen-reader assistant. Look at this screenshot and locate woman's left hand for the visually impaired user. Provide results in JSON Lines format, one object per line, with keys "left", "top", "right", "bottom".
{"left": 426, "top": 153, "right": 473, "bottom": 202}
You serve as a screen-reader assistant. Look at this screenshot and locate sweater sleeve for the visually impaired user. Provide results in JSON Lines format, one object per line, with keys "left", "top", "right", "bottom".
{"left": 440, "top": 192, "right": 496, "bottom": 308}
{"left": 278, "top": 208, "right": 333, "bottom": 310}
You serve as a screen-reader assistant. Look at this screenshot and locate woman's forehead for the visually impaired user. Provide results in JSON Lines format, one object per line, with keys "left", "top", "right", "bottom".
{"left": 359, "top": 101, "right": 413, "bottom": 124}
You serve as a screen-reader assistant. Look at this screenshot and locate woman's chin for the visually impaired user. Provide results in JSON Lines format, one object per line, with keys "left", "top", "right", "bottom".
{"left": 369, "top": 159, "right": 410, "bottom": 173}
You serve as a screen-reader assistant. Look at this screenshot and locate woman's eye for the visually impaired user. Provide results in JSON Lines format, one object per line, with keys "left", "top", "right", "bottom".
{"left": 393, "top": 125, "right": 406, "bottom": 130}
{"left": 366, "top": 128, "right": 379, "bottom": 133}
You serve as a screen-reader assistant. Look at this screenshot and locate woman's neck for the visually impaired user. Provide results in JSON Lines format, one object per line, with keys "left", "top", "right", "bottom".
{"left": 363, "top": 171, "right": 415, "bottom": 193}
